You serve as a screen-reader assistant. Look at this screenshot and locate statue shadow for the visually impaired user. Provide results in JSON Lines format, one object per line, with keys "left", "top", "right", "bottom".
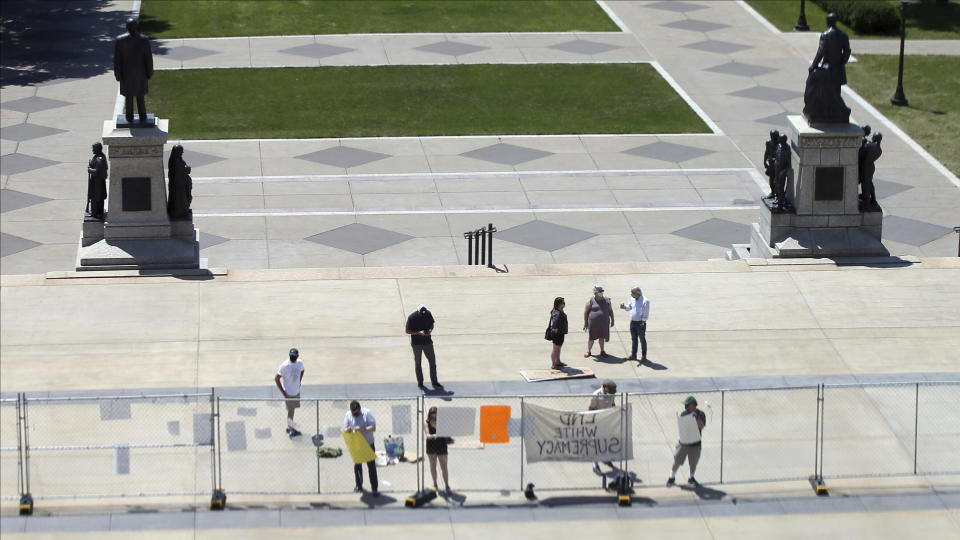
{"left": 680, "top": 483, "right": 727, "bottom": 501}
{"left": 1, "top": 0, "right": 138, "bottom": 87}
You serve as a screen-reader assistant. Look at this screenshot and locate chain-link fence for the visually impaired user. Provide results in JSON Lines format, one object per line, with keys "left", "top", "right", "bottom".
{"left": 3, "top": 382, "right": 957, "bottom": 505}
{"left": 0, "top": 397, "right": 21, "bottom": 501}
{"left": 23, "top": 393, "right": 214, "bottom": 499}
{"left": 216, "top": 396, "right": 419, "bottom": 495}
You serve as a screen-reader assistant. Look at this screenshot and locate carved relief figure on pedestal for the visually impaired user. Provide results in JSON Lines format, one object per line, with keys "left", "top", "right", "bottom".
{"left": 859, "top": 132, "right": 883, "bottom": 210}
{"left": 86, "top": 142, "right": 108, "bottom": 220}
{"left": 773, "top": 134, "right": 792, "bottom": 211}
{"left": 803, "top": 13, "right": 851, "bottom": 124}
{"left": 167, "top": 144, "right": 193, "bottom": 219}
{"left": 113, "top": 18, "right": 153, "bottom": 124}
{"left": 763, "top": 130, "right": 780, "bottom": 199}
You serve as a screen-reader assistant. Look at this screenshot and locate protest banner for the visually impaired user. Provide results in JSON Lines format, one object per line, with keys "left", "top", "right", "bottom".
{"left": 522, "top": 402, "right": 632, "bottom": 463}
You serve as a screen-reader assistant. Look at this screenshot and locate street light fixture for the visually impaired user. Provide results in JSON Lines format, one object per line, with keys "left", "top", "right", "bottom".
{"left": 795, "top": 0, "right": 810, "bottom": 31}
{"left": 891, "top": 0, "right": 909, "bottom": 106}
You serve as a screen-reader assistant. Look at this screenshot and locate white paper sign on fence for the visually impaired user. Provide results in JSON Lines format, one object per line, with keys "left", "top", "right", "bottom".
{"left": 521, "top": 402, "right": 632, "bottom": 463}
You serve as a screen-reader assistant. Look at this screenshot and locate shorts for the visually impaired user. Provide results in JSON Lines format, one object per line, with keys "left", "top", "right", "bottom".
{"left": 673, "top": 442, "right": 701, "bottom": 469}
{"left": 552, "top": 334, "right": 565, "bottom": 346}
{"left": 285, "top": 394, "right": 301, "bottom": 413}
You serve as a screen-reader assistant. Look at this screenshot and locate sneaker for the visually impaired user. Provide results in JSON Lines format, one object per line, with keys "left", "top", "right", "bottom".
{"left": 289, "top": 428, "right": 302, "bottom": 437}
{"left": 592, "top": 464, "right": 602, "bottom": 475}
{"left": 444, "top": 486, "right": 452, "bottom": 495}
{"left": 354, "top": 485, "right": 363, "bottom": 493}
{"left": 666, "top": 477, "right": 675, "bottom": 486}
{"left": 371, "top": 490, "right": 380, "bottom": 497}
{"left": 688, "top": 477, "right": 698, "bottom": 485}
{"left": 432, "top": 382, "right": 444, "bottom": 390}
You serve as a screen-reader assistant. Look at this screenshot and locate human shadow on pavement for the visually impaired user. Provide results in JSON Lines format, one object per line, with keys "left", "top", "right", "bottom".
{"left": 422, "top": 387, "right": 455, "bottom": 401}
{"left": 539, "top": 495, "right": 656, "bottom": 507}
{"left": 590, "top": 353, "right": 626, "bottom": 365}
{"left": 440, "top": 490, "right": 467, "bottom": 506}
{"left": 640, "top": 358, "right": 667, "bottom": 370}
{"left": 360, "top": 492, "right": 396, "bottom": 507}
{"left": 680, "top": 483, "right": 726, "bottom": 501}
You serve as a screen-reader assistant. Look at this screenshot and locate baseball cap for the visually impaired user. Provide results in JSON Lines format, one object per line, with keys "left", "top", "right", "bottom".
{"left": 684, "top": 396, "right": 697, "bottom": 406}
{"left": 289, "top": 348, "right": 299, "bottom": 359}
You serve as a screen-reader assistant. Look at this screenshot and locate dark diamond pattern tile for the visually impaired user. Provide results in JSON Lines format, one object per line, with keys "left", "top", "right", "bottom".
{"left": 461, "top": 143, "right": 553, "bottom": 166}
{"left": 548, "top": 39, "right": 621, "bottom": 55}
{"left": 296, "top": 146, "right": 391, "bottom": 169}
{"left": 497, "top": 220, "right": 596, "bottom": 252}
{"left": 645, "top": 1, "right": 707, "bottom": 12}
{"left": 873, "top": 179, "right": 913, "bottom": 200}
{"left": 882, "top": 216, "right": 952, "bottom": 246}
{"left": 306, "top": 223, "right": 412, "bottom": 255}
{"left": 199, "top": 232, "right": 229, "bottom": 250}
{"left": 0, "top": 189, "right": 52, "bottom": 213}
{"left": 623, "top": 141, "right": 715, "bottom": 163}
{"left": 415, "top": 40, "right": 489, "bottom": 57}
{"left": 161, "top": 46, "right": 219, "bottom": 62}
{"left": 661, "top": 19, "right": 730, "bottom": 33}
{"left": 729, "top": 86, "right": 803, "bottom": 103}
{"left": 163, "top": 149, "right": 226, "bottom": 169}
{"left": 1, "top": 96, "right": 73, "bottom": 113}
{"left": 279, "top": 43, "right": 355, "bottom": 59}
{"left": 0, "top": 123, "right": 67, "bottom": 142}
{"left": 704, "top": 62, "right": 777, "bottom": 78}
{"left": 671, "top": 218, "right": 750, "bottom": 247}
{"left": 755, "top": 111, "right": 792, "bottom": 126}
{"left": 0, "top": 232, "right": 41, "bottom": 257}
{"left": 0, "top": 153, "right": 60, "bottom": 175}
{"left": 683, "top": 40, "right": 752, "bottom": 55}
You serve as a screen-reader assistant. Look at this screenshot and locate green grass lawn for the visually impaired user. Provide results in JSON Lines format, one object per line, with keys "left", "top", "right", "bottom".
{"left": 139, "top": 0, "right": 618, "bottom": 38}
{"left": 150, "top": 64, "right": 708, "bottom": 139}
{"left": 847, "top": 55, "right": 960, "bottom": 176}
{"left": 747, "top": 0, "right": 960, "bottom": 39}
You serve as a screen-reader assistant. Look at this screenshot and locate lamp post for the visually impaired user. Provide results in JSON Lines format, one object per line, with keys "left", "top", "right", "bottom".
{"left": 891, "top": 0, "right": 909, "bottom": 106}
{"left": 794, "top": 0, "right": 810, "bottom": 31}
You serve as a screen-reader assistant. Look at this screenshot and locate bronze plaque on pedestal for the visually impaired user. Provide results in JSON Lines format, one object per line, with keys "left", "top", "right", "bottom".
{"left": 814, "top": 167, "right": 843, "bottom": 201}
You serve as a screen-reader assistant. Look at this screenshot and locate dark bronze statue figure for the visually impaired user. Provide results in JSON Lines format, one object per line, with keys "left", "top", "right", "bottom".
{"left": 773, "top": 134, "right": 791, "bottom": 211}
{"left": 167, "top": 144, "right": 192, "bottom": 219}
{"left": 86, "top": 142, "right": 108, "bottom": 219}
{"left": 763, "top": 130, "right": 780, "bottom": 199}
{"left": 803, "top": 12, "right": 851, "bottom": 124}
{"left": 859, "top": 132, "right": 882, "bottom": 210}
{"left": 113, "top": 18, "right": 153, "bottom": 124}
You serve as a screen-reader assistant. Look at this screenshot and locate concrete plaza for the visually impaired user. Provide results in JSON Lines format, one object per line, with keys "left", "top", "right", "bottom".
{"left": 1, "top": 0, "right": 959, "bottom": 538}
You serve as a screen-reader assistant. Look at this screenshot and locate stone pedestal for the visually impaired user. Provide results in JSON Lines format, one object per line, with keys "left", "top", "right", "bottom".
{"left": 76, "top": 118, "right": 199, "bottom": 270}
{"left": 748, "top": 115, "right": 887, "bottom": 258}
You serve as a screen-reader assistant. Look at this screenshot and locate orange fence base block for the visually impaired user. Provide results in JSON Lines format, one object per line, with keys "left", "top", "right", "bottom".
{"left": 480, "top": 405, "right": 511, "bottom": 443}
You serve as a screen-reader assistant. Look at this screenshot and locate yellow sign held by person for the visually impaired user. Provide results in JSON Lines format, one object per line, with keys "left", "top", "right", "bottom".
{"left": 343, "top": 431, "right": 376, "bottom": 464}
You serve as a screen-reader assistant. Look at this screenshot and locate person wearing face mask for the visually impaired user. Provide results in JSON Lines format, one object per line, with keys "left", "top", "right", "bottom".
{"left": 546, "top": 297, "right": 568, "bottom": 369}
{"left": 620, "top": 286, "right": 650, "bottom": 362}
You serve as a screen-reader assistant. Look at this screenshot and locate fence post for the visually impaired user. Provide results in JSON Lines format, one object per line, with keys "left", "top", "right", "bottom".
{"left": 19, "top": 393, "right": 32, "bottom": 515}
{"left": 209, "top": 390, "right": 217, "bottom": 495}
{"left": 317, "top": 399, "right": 321, "bottom": 493}
{"left": 464, "top": 231, "right": 473, "bottom": 265}
{"left": 210, "top": 394, "right": 226, "bottom": 509}
{"left": 417, "top": 394, "right": 424, "bottom": 494}
{"left": 519, "top": 396, "right": 525, "bottom": 491}
{"left": 474, "top": 229, "right": 481, "bottom": 265}
{"left": 819, "top": 385, "right": 825, "bottom": 480}
{"left": 480, "top": 226, "right": 487, "bottom": 266}
{"left": 487, "top": 223, "right": 495, "bottom": 268}
{"left": 913, "top": 382, "right": 919, "bottom": 475}
{"left": 719, "top": 390, "right": 725, "bottom": 484}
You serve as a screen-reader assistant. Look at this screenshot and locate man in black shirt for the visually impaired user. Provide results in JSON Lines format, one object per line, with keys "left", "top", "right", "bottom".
{"left": 406, "top": 304, "right": 442, "bottom": 390}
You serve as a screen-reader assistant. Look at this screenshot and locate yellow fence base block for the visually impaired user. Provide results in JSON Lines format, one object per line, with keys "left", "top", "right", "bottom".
{"left": 618, "top": 494, "right": 631, "bottom": 506}
{"left": 19, "top": 493, "right": 33, "bottom": 515}
{"left": 808, "top": 474, "right": 829, "bottom": 496}
{"left": 210, "top": 488, "right": 227, "bottom": 510}
{"left": 405, "top": 486, "right": 438, "bottom": 507}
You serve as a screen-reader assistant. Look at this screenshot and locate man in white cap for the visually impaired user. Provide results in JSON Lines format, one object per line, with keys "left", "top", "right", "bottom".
{"left": 274, "top": 347, "right": 305, "bottom": 439}
{"left": 405, "top": 304, "right": 442, "bottom": 390}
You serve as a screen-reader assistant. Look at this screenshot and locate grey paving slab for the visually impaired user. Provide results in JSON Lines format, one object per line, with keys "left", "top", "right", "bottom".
{"left": 161, "top": 45, "right": 219, "bottom": 62}
{"left": 415, "top": 40, "right": 489, "bottom": 57}
{"left": 297, "top": 146, "right": 391, "bottom": 168}
{"left": 704, "top": 62, "right": 777, "bottom": 78}
{"left": 754, "top": 111, "right": 792, "bottom": 126}
{"left": 196, "top": 509, "right": 281, "bottom": 529}
{"left": 874, "top": 179, "right": 914, "bottom": 200}
{"left": 644, "top": 1, "right": 708, "bottom": 13}
{"left": 0, "top": 152, "right": 60, "bottom": 175}
{"left": 623, "top": 142, "right": 715, "bottom": 163}
{"left": 1, "top": 96, "right": 73, "bottom": 113}
{"left": 460, "top": 143, "right": 553, "bottom": 166}
{"left": 548, "top": 39, "right": 622, "bottom": 55}
{"left": 305, "top": 223, "right": 413, "bottom": 255}
{"left": 23, "top": 514, "right": 112, "bottom": 533}
{"left": 0, "top": 188, "right": 53, "bottom": 213}
{"left": 0, "top": 122, "right": 67, "bottom": 142}
{"left": 882, "top": 216, "right": 954, "bottom": 247}
{"left": 199, "top": 231, "right": 230, "bottom": 250}
{"left": 0, "top": 231, "right": 42, "bottom": 257}
{"left": 729, "top": 86, "right": 804, "bottom": 103}
{"left": 108, "top": 510, "right": 197, "bottom": 531}
{"left": 164, "top": 149, "right": 226, "bottom": 169}
{"left": 496, "top": 220, "right": 596, "bottom": 252}
{"left": 661, "top": 19, "right": 730, "bottom": 33}
{"left": 279, "top": 42, "right": 356, "bottom": 59}
{"left": 682, "top": 40, "right": 753, "bottom": 55}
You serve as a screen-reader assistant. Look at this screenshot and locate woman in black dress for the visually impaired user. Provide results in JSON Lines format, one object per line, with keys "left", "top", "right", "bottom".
{"left": 548, "top": 297, "right": 568, "bottom": 369}
{"left": 424, "top": 406, "right": 450, "bottom": 493}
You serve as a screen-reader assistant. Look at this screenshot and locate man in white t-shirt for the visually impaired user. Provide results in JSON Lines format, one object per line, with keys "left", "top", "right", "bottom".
{"left": 274, "top": 347, "right": 305, "bottom": 439}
